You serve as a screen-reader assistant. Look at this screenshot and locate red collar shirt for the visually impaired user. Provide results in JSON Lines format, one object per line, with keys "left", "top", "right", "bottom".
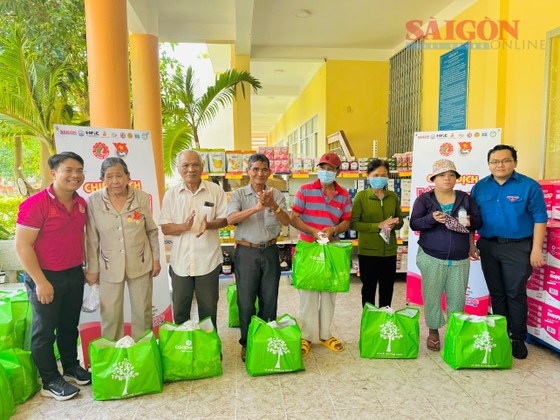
{"left": 16, "top": 185, "right": 87, "bottom": 271}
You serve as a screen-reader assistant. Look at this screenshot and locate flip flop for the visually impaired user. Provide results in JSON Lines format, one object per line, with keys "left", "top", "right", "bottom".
{"left": 319, "top": 337, "right": 345, "bottom": 352}
{"left": 427, "top": 337, "right": 441, "bottom": 352}
{"left": 301, "top": 339, "right": 311, "bottom": 356}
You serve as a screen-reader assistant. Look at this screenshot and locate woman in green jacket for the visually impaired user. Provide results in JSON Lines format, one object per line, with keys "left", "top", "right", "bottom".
{"left": 350, "top": 159, "right": 403, "bottom": 307}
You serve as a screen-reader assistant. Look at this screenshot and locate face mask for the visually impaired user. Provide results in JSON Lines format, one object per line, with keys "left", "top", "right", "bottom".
{"left": 317, "top": 170, "right": 336, "bottom": 185}
{"left": 369, "top": 177, "right": 388, "bottom": 189}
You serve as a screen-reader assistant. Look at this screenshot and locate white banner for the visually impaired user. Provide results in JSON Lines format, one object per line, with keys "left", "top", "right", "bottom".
{"left": 53, "top": 125, "right": 172, "bottom": 331}
{"left": 406, "top": 128, "right": 502, "bottom": 315}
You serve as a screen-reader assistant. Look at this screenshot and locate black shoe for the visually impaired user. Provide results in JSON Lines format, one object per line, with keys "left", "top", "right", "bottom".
{"left": 512, "top": 340, "right": 528, "bottom": 359}
{"left": 41, "top": 377, "right": 80, "bottom": 401}
{"left": 241, "top": 346, "right": 246, "bottom": 362}
{"left": 63, "top": 365, "right": 92, "bottom": 385}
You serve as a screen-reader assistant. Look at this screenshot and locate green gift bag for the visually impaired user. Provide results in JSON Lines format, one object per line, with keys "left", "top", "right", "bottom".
{"left": 292, "top": 240, "right": 352, "bottom": 292}
{"left": 158, "top": 318, "right": 222, "bottom": 382}
{"left": 359, "top": 303, "right": 420, "bottom": 359}
{"left": 0, "top": 363, "right": 15, "bottom": 419}
{"left": 227, "top": 283, "right": 259, "bottom": 328}
{"left": 227, "top": 283, "right": 240, "bottom": 328}
{"left": 442, "top": 312, "right": 512, "bottom": 369}
{"left": 0, "top": 348, "right": 39, "bottom": 404}
{"left": 89, "top": 331, "right": 163, "bottom": 400}
{"left": 246, "top": 314, "right": 305, "bottom": 377}
{"left": 0, "top": 290, "right": 32, "bottom": 351}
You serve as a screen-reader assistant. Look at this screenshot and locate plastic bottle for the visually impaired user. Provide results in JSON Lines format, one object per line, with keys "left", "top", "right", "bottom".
{"left": 222, "top": 251, "right": 232, "bottom": 275}
{"left": 458, "top": 207, "right": 468, "bottom": 226}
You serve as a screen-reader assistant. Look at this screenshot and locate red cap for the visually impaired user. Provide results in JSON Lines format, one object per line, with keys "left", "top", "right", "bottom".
{"left": 317, "top": 152, "right": 341, "bottom": 169}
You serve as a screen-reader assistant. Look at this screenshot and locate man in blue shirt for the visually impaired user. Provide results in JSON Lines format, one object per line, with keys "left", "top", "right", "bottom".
{"left": 470, "top": 145, "right": 548, "bottom": 359}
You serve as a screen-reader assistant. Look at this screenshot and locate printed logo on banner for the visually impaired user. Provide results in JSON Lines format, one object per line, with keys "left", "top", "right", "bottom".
{"left": 92, "top": 142, "right": 110, "bottom": 160}
{"left": 78, "top": 130, "right": 85, "bottom": 137}
{"left": 490, "top": 131, "right": 497, "bottom": 137}
{"left": 120, "top": 132, "right": 126, "bottom": 139}
{"left": 114, "top": 142, "right": 129, "bottom": 159}
{"left": 141, "top": 133, "right": 149, "bottom": 140}
{"left": 59, "top": 129, "right": 77, "bottom": 135}
{"left": 439, "top": 142, "right": 454, "bottom": 156}
{"left": 458, "top": 142, "right": 472, "bottom": 156}
{"left": 474, "top": 132, "right": 480, "bottom": 137}
{"left": 86, "top": 130, "right": 99, "bottom": 137}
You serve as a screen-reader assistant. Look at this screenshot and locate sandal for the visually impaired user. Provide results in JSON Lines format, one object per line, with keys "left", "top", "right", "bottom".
{"left": 319, "top": 337, "right": 345, "bottom": 352}
{"left": 427, "top": 337, "right": 441, "bottom": 352}
{"left": 301, "top": 339, "right": 311, "bottom": 356}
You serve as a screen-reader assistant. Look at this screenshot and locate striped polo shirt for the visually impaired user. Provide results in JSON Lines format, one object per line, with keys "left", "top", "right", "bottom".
{"left": 291, "top": 179, "right": 352, "bottom": 242}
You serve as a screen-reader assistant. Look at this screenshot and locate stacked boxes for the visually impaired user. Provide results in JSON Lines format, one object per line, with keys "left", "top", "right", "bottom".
{"left": 257, "top": 146, "right": 290, "bottom": 174}
{"left": 538, "top": 180, "right": 560, "bottom": 220}
{"left": 527, "top": 220, "right": 560, "bottom": 350}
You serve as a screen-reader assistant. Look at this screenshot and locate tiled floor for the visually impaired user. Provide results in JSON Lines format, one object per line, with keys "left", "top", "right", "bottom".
{"left": 9, "top": 275, "right": 560, "bottom": 419}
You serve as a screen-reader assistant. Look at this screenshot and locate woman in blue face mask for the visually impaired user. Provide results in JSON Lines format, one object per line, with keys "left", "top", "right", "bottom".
{"left": 350, "top": 159, "right": 403, "bottom": 308}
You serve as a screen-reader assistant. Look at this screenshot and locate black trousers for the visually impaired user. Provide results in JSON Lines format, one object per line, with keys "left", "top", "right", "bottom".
{"left": 234, "top": 244, "right": 280, "bottom": 346}
{"left": 358, "top": 255, "right": 397, "bottom": 308}
{"left": 170, "top": 264, "right": 221, "bottom": 328}
{"left": 24, "top": 266, "right": 84, "bottom": 384}
{"left": 477, "top": 237, "right": 533, "bottom": 341}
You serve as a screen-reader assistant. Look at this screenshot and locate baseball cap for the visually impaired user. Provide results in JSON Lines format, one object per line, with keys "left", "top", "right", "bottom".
{"left": 317, "top": 152, "right": 342, "bottom": 169}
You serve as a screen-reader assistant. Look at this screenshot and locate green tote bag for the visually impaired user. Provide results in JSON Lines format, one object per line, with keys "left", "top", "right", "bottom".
{"left": 158, "top": 318, "right": 222, "bottom": 382}
{"left": 442, "top": 312, "right": 512, "bottom": 369}
{"left": 89, "top": 331, "right": 163, "bottom": 400}
{"left": 246, "top": 314, "right": 305, "bottom": 377}
{"left": 292, "top": 240, "right": 352, "bottom": 292}
{"left": 0, "top": 348, "right": 39, "bottom": 404}
{"left": 359, "top": 303, "right": 420, "bottom": 359}
{"left": 0, "top": 363, "right": 15, "bottom": 419}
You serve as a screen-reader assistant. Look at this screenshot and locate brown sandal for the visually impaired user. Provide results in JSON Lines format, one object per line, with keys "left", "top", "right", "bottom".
{"left": 427, "top": 337, "right": 441, "bottom": 352}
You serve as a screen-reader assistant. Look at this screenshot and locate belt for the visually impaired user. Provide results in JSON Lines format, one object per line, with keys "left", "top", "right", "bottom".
{"left": 484, "top": 236, "right": 531, "bottom": 244}
{"left": 236, "top": 239, "right": 277, "bottom": 249}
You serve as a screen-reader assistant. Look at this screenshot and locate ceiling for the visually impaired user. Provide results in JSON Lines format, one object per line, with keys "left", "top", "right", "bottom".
{"left": 127, "top": 0, "right": 472, "bottom": 134}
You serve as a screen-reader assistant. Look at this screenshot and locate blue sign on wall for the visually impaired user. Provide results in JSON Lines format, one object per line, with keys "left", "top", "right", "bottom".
{"left": 438, "top": 43, "right": 469, "bottom": 131}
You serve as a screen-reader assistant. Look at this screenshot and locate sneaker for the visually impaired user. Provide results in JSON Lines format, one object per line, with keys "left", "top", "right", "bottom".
{"left": 63, "top": 365, "right": 92, "bottom": 385}
{"left": 41, "top": 376, "right": 80, "bottom": 401}
{"left": 512, "top": 339, "right": 528, "bottom": 359}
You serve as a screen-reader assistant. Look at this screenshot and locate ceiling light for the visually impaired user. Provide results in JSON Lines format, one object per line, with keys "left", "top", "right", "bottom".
{"left": 294, "top": 9, "right": 311, "bottom": 18}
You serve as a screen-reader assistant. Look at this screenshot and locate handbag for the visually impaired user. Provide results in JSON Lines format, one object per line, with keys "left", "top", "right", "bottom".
{"left": 158, "top": 318, "right": 222, "bottom": 381}
{"left": 292, "top": 240, "right": 352, "bottom": 292}
{"left": 359, "top": 303, "right": 420, "bottom": 359}
{"left": 442, "top": 312, "right": 512, "bottom": 369}
{"left": 89, "top": 331, "right": 163, "bottom": 400}
{"left": 0, "top": 348, "right": 39, "bottom": 404}
{"left": 246, "top": 314, "right": 305, "bottom": 376}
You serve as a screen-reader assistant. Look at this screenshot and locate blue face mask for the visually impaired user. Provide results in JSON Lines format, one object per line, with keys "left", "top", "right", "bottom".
{"left": 317, "top": 170, "right": 336, "bottom": 185}
{"left": 369, "top": 177, "right": 388, "bottom": 189}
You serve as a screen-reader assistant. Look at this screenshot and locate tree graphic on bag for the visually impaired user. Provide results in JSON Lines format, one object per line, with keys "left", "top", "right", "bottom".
{"left": 473, "top": 331, "right": 496, "bottom": 364}
{"left": 267, "top": 337, "right": 290, "bottom": 368}
{"left": 111, "top": 358, "right": 139, "bottom": 396}
{"left": 380, "top": 320, "right": 403, "bottom": 352}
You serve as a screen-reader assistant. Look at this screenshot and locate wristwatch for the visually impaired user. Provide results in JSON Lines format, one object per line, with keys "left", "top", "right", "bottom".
{"left": 274, "top": 206, "right": 282, "bottom": 214}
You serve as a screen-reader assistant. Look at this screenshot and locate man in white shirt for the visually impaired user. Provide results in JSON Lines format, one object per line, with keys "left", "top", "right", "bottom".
{"left": 160, "top": 150, "right": 228, "bottom": 327}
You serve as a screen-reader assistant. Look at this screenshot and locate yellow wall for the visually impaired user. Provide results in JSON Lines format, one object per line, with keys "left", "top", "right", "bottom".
{"left": 268, "top": 64, "right": 326, "bottom": 153}
{"left": 269, "top": 60, "right": 390, "bottom": 159}
{"left": 421, "top": 0, "right": 560, "bottom": 178}
{"left": 325, "top": 60, "right": 390, "bottom": 158}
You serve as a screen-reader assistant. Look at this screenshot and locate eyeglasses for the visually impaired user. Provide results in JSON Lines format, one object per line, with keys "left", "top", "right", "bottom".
{"left": 488, "top": 159, "right": 514, "bottom": 166}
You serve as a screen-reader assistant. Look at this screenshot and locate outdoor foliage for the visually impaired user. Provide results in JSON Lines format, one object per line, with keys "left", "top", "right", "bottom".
{"left": 0, "top": 194, "right": 23, "bottom": 238}
{"left": 160, "top": 60, "right": 262, "bottom": 176}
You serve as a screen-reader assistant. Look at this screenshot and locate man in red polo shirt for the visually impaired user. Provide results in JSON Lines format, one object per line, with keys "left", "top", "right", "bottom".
{"left": 15, "top": 152, "right": 91, "bottom": 401}
{"left": 290, "top": 152, "right": 351, "bottom": 357}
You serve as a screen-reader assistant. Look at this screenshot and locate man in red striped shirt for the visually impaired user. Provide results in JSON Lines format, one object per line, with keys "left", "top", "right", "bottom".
{"left": 290, "top": 153, "right": 351, "bottom": 356}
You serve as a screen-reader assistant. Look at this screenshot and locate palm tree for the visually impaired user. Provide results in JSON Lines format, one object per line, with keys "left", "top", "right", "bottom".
{"left": 0, "top": 26, "right": 81, "bottom": 192}
{"left": 162, "top": 66, "right": 261, "bottom": 176}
